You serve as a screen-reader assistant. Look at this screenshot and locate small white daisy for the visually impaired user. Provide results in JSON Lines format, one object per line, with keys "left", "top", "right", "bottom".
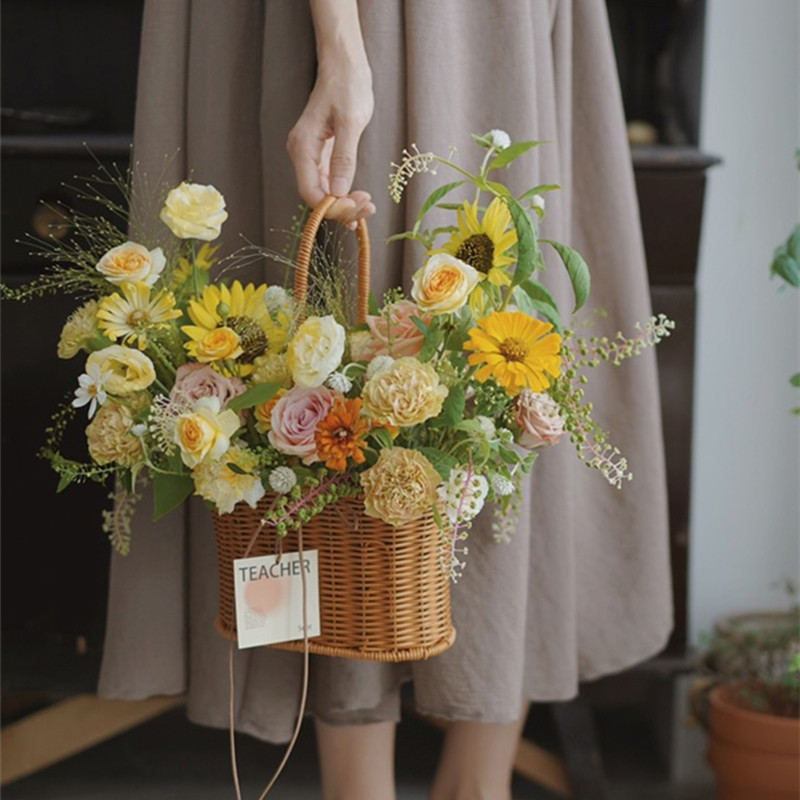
{"left": 72, "top": 362, "right": 112, "bottom": 419}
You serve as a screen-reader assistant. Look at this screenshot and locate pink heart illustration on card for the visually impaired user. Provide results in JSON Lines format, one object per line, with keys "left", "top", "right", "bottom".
{"left": 244, "top": 576, "right": 287, "bottom": 616}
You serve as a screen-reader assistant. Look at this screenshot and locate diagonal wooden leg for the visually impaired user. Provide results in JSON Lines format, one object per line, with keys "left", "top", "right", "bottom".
{"left": 0, "top": 693, "right": 186, "bottom": 786}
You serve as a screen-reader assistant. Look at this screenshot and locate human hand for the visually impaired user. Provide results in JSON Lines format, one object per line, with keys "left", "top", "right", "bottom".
{"left": 286, "top": 58, "right": 375, "bottom": 229}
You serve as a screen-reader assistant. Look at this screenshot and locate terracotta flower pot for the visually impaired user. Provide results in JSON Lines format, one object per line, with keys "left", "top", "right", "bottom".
{"left": 707, "top": 683, "right": 800, "bottom": 800}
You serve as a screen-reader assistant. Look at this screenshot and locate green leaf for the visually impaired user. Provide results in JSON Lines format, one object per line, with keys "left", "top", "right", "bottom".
{"left": 152, "top": 472, "right": 194, "bottom": 520}
{"left": 786, "top": 224, "right": 800, "bottom": 262}
{"left": 506, "top": 196, "right": 539, "bottom": 287}
{"left": 433, "top": 383, "right": 466, "bottom": 428}
{"left": 56, "top": 473, "right": 76, "bottom": 493}
{"left": 368, "top": 291, "right": 380, "bottom": 315}
{"left": 485, "top": 180, "right": 513, "bottom": 199}
{"left": 418, "top": 447, "right": 457, "bottom": 480}
{"left": 771, "top": 250, "right": 800, "bottom": 287}
{"left": 415, "top": 181, "right": 466, "bottom": 228}
{"left": 227, "top": 382, "right": 282, "bottom": 411}
{"left": 519, "top": 183, "right": 561, "bottom": 200}
{"left": 517, "top": 280, "right": 564, "bottom": 331}
{"left": 790, "top": 372, "right": 800, "bottom": 388}
{"left": 368, "top": 427, "right": 394, "bottom": 451}
{"left": 541, "top": 239, "right": 591, "bottom": 312}
{"left": 488, "top": 140, "right": 544, "bottom": 171}
{"left": 410, "top": 315, "right": 429, "bottom": 335}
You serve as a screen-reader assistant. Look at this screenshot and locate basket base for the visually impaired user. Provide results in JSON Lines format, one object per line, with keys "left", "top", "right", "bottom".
{"left": 214, "top": 617, "right": 456, "bottom": 663}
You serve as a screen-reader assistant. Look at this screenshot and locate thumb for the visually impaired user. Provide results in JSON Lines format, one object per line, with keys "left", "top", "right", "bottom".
{"left": 328, "top": 124, "right": 361, "bottom": 197}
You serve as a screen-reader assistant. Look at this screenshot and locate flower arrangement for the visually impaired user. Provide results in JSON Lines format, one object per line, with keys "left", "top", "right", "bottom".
{"left": 2, "top": 132, "right": 673, "bottom": 579}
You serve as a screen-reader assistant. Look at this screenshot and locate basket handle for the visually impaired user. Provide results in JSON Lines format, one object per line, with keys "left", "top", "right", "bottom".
{"left": 293, "top": 195, "right": 371, "bottom": 325}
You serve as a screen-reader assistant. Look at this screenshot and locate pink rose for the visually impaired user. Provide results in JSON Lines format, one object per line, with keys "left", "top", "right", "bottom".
{"left": 170, "top": 363, "right": 246, "bottom": 408}
{"left": 364, "top": 300, "right": 431, "bottom": 359}
{"left": 268, "top": 385, "right": 336, "bottom": 464}
{"left": 515, "top": 390, "right": 565, "bottom": 449}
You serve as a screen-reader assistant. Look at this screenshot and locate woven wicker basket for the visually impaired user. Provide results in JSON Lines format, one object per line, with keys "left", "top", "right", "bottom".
{"left": 210, "top": 195, "right": 456, "bottom": 662}
{"left": 212, "top": 494, "right": 456, "bottom": 661}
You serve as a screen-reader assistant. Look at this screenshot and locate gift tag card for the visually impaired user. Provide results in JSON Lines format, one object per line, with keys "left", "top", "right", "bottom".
{"left": 232, "top": 550, "right": 320, "bottom": 649}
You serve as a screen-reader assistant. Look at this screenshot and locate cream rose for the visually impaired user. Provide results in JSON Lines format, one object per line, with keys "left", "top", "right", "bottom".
{"left": 362, "top": 357, "right": 448, "bottom": 427}
{"left": 514, "top": 390, "right": 565, "bottom": 449}
{"left": 86, "top": 345, "right": 156, "bottom": 395}
{"left": 160, "top": 181, "right": 229, "bottom": 241}
{"left": 95, "top": 242, "right": 166, "bottom": 286}
{"left": 360, "top": 447, "right": 441, "bottom": 526}
{"left": 410, "top": 253, "right": 480, "bottom": 314}
{"left": 287, "top": 315, "right": 346, "bottom": 387}
{"left": 86, "top": 402, "right": 144, "bottom": 467}
{"left": 174, "top": 396, "right": 240, "bottom": 468}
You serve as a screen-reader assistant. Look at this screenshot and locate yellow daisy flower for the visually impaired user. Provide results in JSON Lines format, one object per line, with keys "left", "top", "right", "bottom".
{"left": 434, "top": 197, "right": 517, "bottom": 287}
{"left": 97, "top": 282, "right": 181, "bottom": 349}
{"left": 182, "top": 280, "right": 288, "bottom": 375}
{"left": 464, "top": 310, "right": 562, "bottom": 395}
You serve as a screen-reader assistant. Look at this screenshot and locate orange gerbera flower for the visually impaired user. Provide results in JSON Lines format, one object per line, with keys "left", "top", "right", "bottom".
{"left": 314, "top": 397, "right": 370, "bottom": 471}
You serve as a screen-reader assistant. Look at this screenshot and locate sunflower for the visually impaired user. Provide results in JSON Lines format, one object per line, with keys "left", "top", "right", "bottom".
{"left": 97, "top": 281, "right": 181, "bottom": 349}
{"left": 182, "top": 280, "right": 288, "bottom": 375}
{"left": 433, "top": 197, "right": 517, "bottom": 287}
{"left": 314, "top": 397, "right": 370, "bottom": 471}
{"left": 464, "top": 310, "right": 562, "bottom": 395}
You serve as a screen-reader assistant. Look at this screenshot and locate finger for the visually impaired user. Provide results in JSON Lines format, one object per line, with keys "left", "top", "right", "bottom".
{"left": 328, "top": 125, "right": 362, "bottom": 198}
{"left": 287, "top": 124, "right": 328, "bottom": 208}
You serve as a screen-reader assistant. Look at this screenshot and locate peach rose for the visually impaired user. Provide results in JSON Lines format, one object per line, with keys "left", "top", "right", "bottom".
{"left": 364, "top": 300, "right": 431, "bottom": 358}
{"left": 95, "top": 241, "right": 166, "bottom": 286}
{"left": 267, "top": 385, "right": 336, "bottom": 464}
{"left": 514, "top": 390, "right": 565, "bottom": 449}
{"left": 410, "top": 253, "right": 480, "bottom": 314}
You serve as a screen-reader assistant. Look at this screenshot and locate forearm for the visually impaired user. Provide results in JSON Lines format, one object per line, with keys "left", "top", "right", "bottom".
{"left": 309, "top": 0, "right": 370, "bottom": 70}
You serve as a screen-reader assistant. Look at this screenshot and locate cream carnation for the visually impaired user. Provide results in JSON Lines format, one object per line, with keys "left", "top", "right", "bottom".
{"left": 86, "top": 402, "right": 145, "bottom": 467}
{"left": 362, "top": 357, "right": 448, "bottom": 427}
{"left": 174, "top": 396, "right": 240, "bottom": 468}
{"left": 515, "top": 389, "right": 565, "bottom": 449}
{"left": 58, "top": 299, "right": 101, "bottom": 359}
{"left": 160, "top": 181, "right": 228, "bottom": 241}
{"left": 287, "top": 315, "right": 345, "bottom": 387}
{"left": 411, "top": 253, "right": 480, "bottom": 314}
{"left": 360, "top": 447, "right": 441, "bottom": 526}
{"left": 250, "top": 352, "right": 291, "bottom": 386}
{"left": 86, "top": 345, "right": 156, "bottom": 395}
{"left": 95, "top": 241, "right": 166, "bottom": 286}
{"left": 192, "top": 444, "right": 265, "bottom": 514}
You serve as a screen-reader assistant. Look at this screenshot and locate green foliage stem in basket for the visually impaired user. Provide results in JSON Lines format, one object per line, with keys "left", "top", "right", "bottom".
{"left": 1, "top": 131, "right": 674, "bottom": 579}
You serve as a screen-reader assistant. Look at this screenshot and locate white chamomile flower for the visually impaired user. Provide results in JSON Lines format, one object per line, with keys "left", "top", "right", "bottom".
{"left": 488, "top": 129, "right": 511, "bottom": 150}
{"left": 491, "top": 474, "right": 515, "bottom": 497}
{"left": 72, "top": 362, "right": 112, "bottom": 419}
{"left": 268, "top": 466, "right": 297, "bottom": 494}
{"left": 325, "top": 371, "right": 352, "bottom": 393}
{"left": 366, "top": 355, "right": 394, "bottom": 380}
{"left": 475, "top": 415, "right": 496, "bottom": 441}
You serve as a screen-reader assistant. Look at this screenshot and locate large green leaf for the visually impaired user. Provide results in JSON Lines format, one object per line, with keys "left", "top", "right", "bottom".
{"left": 227, "top": 382, "right": 282, "bottom": 411}
{"left": 417, "top": 447, "right": 457, "bottom": 480}
{"left": 541, "top": 239, "right": 591, "bottom": 312}
{"left": 431, "top": 384, "right": 466, "bottom": 428}
{"left": 506, "top": 196, "right": 539, "bottom": 287}
{"left": 771, "top": 249, "right": 800, "bottom": 287}
{"left": 517, "top": 280, "right": 564, "bottom": 331}
{"left": 488, "top": 140, "right": 544, "bottom": 171}
{"left": 152, "top": 472, "right": 194, "bottom": 520}
{"left": 413, "top": 181, "right": 466, "bottom": 231}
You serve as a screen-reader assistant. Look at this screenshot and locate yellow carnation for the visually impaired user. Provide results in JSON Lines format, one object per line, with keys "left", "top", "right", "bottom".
{"left": 58, "top": 299, "right": 101, "bottom": 359}
{"left": 360, "top": 447, "right": 441, "bottom": 526}
{"left": 86, "top": 402, "right": 144, "bottom": 467}
{"left": 86, "top": 345, "right": 156, "bottom": 395}
{"left": 362, "top": 357, "right": 448, "bottom": 427}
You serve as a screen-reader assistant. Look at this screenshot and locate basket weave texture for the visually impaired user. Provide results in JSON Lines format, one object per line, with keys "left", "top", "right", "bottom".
{"left": 212, "top": 494, "right": 456, "bottom": 662}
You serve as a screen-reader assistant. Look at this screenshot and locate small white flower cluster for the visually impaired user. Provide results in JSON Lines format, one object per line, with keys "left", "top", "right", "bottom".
{"left": 264, "top": 285, "right": 292, "bottom": 315}
{"left": 325, "top": 371, "right": 352, "bottom": 393}
{"left": 437, "top": 467, "right": 489, "bottom": 525}
{"left": 490, "top": 474, "right": 515, "bottom": 497}
{"left": 268, "top": 466, "right": 297, "bottom": 494}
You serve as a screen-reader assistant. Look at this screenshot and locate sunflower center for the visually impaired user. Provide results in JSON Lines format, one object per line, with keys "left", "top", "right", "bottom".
{"left": 499, "top": 337, "right": 528, "bottom": 362}
{"left": 226, "top": 315, "right": 268, "bottom": 363}
{"left": 456, "top": 233, "right": 494, "bottom": 273}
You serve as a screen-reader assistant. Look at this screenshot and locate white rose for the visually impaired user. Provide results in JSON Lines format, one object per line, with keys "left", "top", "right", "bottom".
{"left": 160, "top": 181, "right": 229, "bottom": 241}
{"left": 95, "top": 242, "right": 166, "bottom": 286}
{"left": 287, "top": 315, "right": 346, "bottom": 387}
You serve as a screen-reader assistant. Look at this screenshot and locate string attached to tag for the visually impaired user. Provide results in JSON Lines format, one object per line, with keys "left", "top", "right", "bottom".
{"left": 226, "top": 517, "right": 310, "bottom": 799}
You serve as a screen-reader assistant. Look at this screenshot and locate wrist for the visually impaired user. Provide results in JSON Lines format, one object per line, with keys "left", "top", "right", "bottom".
{"left": 310, "top": 0, "right": 369, "bottom": 69}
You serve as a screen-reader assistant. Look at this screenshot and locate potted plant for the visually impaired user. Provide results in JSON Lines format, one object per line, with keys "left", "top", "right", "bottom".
{"left": 690, "top": 598, "right": 800, "bottom": 800}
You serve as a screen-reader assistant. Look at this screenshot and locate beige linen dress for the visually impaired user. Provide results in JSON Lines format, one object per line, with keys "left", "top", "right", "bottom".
{"left": 98, "top": 0, "right": 673, "bottom": 743}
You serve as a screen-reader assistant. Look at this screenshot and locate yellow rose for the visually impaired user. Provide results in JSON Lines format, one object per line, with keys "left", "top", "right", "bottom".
{"left": 362, "top": 357, "right": 448, "bottom": 427}
{"left": 360, "top": 447, "right": 441, "bottom": 526}
{"left": 287, "top": 315, "right": 345, "bottom": 387}
{"left": 174, "top": 396, "right": 240, "bottom": 468}
{"left": 86, "top": 345, "right": 156, "bottom": 395}
{"left": 410, "top": 253, "right": 480, "bottom": 314}
{"left": 193, "top": 326, "right": 242, "bottom": 362}
{"left": 160, "top": 181, "right": 229, "bottom": 241}
{"left": 95, "top": 241, "right": 166, "bottom": 286}
{"left": 86, "top": 402, "right": 144, "bottom": 467}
